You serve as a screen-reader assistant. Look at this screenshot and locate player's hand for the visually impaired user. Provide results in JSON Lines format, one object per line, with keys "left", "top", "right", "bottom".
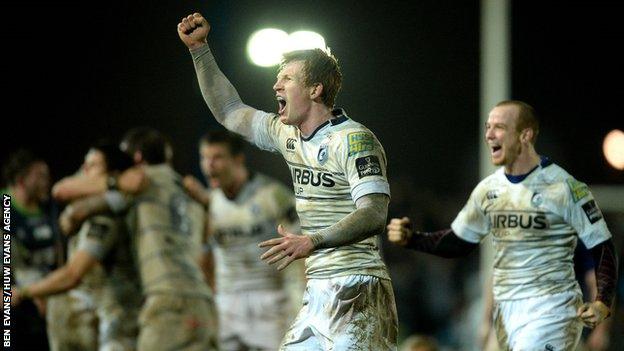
{"left": 177, "top": 13, "right": 210, "bottom": 50}
{"left": 386, "top": 217, "right": 413, "bottom": 246}
{"left": 259, "top": 225, "right": 314, "bottom": 271}
{"left": 183, "top": 175, "right": 210, "bottom": 206}
{"left": 577, "top": 301, "right": 611, "bottom": 329}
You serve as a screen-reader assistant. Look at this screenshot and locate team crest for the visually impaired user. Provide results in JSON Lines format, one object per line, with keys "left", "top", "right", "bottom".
{"left": 531, "top": 192, "right": 543, "bottom": 207}
{"left": 317, "top": 145, "right": 328, "bottom": 164}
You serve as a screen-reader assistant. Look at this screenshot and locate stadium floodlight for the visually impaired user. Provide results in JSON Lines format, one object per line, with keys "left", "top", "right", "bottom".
{"left": 286, "top": 31, "right": 327, "bottom": 53}
{"left": 247, "top": 28, "right": 289, "bottom": 67}
{"left": 603, "top": 129, "right": 624, "bottom": 170}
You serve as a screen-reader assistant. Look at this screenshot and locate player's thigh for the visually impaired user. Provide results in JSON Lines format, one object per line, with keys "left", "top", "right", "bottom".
{"left": 138, "top": 295, "right": 219, "bottom": 351}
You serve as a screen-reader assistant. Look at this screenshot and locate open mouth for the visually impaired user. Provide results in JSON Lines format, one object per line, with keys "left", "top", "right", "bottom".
{"left": 491, "top": 145, "right": 502, "bottom": 157}
{"left": 277, "top": 96, "right": 287, "bottom": 115}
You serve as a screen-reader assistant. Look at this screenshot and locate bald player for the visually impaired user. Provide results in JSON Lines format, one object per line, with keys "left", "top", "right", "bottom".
{"left": 387, "top": 101, "right": 618, "bottom": 350}
{"left": 179, "top": 12, "right": 397, "bottom": 350}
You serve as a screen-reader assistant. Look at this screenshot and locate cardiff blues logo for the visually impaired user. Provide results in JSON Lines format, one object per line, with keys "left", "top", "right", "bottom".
{"left": 317, "top": 144, "right": 329, "bottom": 165}
{"left": 531, "top": 192, "right": 543, "bottom": 207}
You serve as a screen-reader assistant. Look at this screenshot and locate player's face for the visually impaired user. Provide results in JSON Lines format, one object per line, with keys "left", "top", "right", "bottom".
{"left": 22, "top": 161, "right": 50, "bottom": 203}
{"left": 199, "top": 143, "right": 236, "bottom": 188}
{"left": 82, "top": 149, "right": 107, "bottom": 178}
{"left": 485, "top": 105, "right": 522, "bottom": 167}
{"left": 273, "top": 60, "right": 313, "bottom": 126}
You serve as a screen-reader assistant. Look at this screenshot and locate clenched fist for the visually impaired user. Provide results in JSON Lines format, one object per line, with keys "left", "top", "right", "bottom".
{"left": 577, "top": 301, "right": 611, "bottom": 329}
{"left": 177, "top": 12, "right": 210, "bottom": 50}
{"left": 386, "top": 217, "right": 413, "bottom": 246}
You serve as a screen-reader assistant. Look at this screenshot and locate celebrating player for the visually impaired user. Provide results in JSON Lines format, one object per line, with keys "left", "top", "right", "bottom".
{"left": 178, "top": 12, "right": 398, "bottom": 350}
{"left": 387, "top": 100, "right": 618, "bottom": 350}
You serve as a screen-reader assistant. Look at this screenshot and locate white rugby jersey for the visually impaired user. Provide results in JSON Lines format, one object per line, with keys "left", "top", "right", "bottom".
{"left": 451, "top": 158, "right": 611, "bottom": 301}
{"left": 209, "top": 173, "right": 298, "bottom": 292}
{"left": 251, "top": 108, "right": 391, "bottom": 279}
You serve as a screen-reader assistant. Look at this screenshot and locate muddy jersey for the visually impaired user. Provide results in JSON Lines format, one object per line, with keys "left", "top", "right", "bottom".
{"left": 251, "top": 109, "right": 391, "bottom": 279}
{"left": 76, "top": 214, "right": 141, "bottom": 346}
{"left": 451, "top": 159, "right": 612, "bottom": 301}
{"left": 128, "top": 164, "right": 210, "bottom": 298}
{"left": 209, "top": 173, "right": 298, "bottom": 292}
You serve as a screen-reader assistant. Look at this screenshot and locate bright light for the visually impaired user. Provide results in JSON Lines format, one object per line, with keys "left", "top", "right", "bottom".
{"left": 286, "top": 31, "right": 326, "bottom": 53}
{"left": 247, "top": 28, "right": 289, "bottom": 67}
{"left": 247, "top": 29, "right": 327, "bottom": 67}
{"left": 603, "top": 129, "right": 624, "bottom": 170}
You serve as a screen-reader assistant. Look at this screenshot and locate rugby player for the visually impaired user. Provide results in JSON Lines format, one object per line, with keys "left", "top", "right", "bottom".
{"left": 178, "top": 12, "right": 398, "bottom": 350}
{"left": 387, "top": 100, "right": 618, "bottom": 350}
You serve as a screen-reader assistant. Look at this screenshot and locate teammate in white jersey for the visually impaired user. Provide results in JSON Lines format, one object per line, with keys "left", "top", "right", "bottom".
{"left": 178, "top": 12, "right": 398, "bottom": 350}
{"left": 184, "top": 130, "right": 304, "bottom": 350}
{"left": 387, "top": 100, "right": 618, "bottom": 351}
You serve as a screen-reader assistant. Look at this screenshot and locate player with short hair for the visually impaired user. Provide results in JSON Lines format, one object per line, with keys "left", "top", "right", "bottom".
{"left": 387, "top": 100, "right": 618, "bottom": 350}
{"left": 184, "top": 130, "right": 304, "bottom": 350}
{"left": 178, "top": 12, "right": 398, "bottom": 350}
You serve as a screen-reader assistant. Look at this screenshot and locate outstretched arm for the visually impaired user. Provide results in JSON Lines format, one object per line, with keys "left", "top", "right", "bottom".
{"left": 259, "top": 193, "right": 389, "bottom": 270}
{"left": 386, "top": 217, "right": 478, "bottom": 258}
{"left": 178, "top": 13, "right": 258, "bottom": 140}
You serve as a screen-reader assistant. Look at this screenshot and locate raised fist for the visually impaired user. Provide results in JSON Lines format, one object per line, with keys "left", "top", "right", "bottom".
{"left": 386, "top": 217, "right": 413, "bottom": 246}
{"left": 177, "top": 13, "right": 210, "bottom": 50}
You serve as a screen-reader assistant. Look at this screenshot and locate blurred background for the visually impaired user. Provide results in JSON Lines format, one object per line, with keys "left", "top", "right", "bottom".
{"left": 2, "top": 0, "right": 622, "bottom": 350}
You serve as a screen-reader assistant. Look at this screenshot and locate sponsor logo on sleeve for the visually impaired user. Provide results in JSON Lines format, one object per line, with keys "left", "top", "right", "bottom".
{"left": 566, "top": 178, "right": 589, "bottom": 203}
{"left": 356, "top": 155, "right": 382, "bottom": 178}
{"left": 347, "top": 132, "right": 375, "bottom": 156}
{"left": 582, "top": 200, "right": 603, "bottom": 224}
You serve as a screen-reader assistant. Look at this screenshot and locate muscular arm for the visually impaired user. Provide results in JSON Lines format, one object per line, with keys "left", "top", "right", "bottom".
{"left": 191, "top": 45, "right": 257, "bottom": 139}
{"left": 309, "top": 193, "right": 389, "bottom": 249}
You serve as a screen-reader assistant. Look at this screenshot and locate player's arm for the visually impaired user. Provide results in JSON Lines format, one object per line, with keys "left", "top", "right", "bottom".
{"left": 259, "top": 193, "right": 389, "bottom": 270}
{"left": 386, "top": 217, "right": 478, "bottom": 258}
{"left": 52, "top": 166, "right": 147, "bottom": 202}
{"left": 12, "top": 250, "right": 98, "bottom": 305}
{"left": 178, "top": 13, "right": 258, "bottom": 140}
{"left": 198, "top": 217, "right": 216, "bottom": 291}
{"left": 577, "top": 238, "right": 618, "bottom": 328}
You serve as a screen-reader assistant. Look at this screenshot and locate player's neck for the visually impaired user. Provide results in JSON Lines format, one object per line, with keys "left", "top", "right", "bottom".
{"left": 298, "top": 105, "right": 333, "bottom": 138}
{"left": 504, "top": 147, "right": 541, "bottom": 176}
{"left": 222, "top": 167, "right": 249, "bottom": 199}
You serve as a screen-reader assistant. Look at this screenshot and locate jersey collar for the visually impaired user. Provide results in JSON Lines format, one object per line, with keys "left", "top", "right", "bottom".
{"left": 301, "top": 108, "right": 349, "bottom": 141}
{"left": 504, "top": 155, "right": 552, "bottom": 184}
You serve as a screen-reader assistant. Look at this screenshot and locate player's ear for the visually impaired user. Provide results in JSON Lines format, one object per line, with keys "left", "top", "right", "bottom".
{"left": 310, "top": 83, "right": 324, "bottom": 100}
{"left": 520, "top": 128, "right": 533, "bottom": 144}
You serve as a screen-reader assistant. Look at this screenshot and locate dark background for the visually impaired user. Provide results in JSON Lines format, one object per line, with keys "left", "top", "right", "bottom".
{"left": 2, "top": 0, "right": 623, "bottom": 346}
{"left": 2, "top": 0, "right": 622, "bottom": 189}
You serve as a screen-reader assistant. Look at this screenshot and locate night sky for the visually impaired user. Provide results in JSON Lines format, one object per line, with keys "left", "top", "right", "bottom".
{"left": 3, "top": 0, "right": 622, "bottom": 193}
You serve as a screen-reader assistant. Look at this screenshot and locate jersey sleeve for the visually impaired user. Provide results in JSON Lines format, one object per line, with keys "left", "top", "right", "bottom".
{"left": 251, "top": 110, "right": 287, "bottom": 153}
{"left": 451, "top": 184, "right": 490, "bottom": 243}
{"left": 341, "top": 130, "right": 390, "bottom": 202}
{"left": 563, "top": 178, "right": 612, "bottom": 249}
{"left": 77, "top": 215, "right": 119, "bottom": 261}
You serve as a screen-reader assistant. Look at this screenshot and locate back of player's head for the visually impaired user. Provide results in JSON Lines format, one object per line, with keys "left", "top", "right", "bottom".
{"left": 3, "top": 148, "right": 45, "bottom": 186}
{"left": 199, "top": 130, "right": 245, "bottom": 156}
{"left": 120, "top": 127, "right": 173, "bottom": 165}
{"left": 90, "top": 141, "right": 134, "bottom": 173}
{"left": 280, "top": 48, "right": 342, "bottom": 108}
{"left": 496, "top": 100, "right": 540, "bottom": 144}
